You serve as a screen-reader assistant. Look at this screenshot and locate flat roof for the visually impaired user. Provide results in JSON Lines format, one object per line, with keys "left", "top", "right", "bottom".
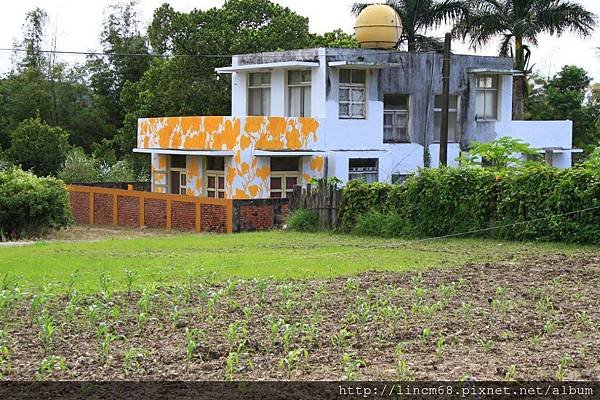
{"left": 215, "top": 61, "right": 319, "bottom": 74}
{"left": 133, "top": 148, "right": 234, "bottom": 156}
{"left": 254, "top": 150, "right": 325, "bottom": 157}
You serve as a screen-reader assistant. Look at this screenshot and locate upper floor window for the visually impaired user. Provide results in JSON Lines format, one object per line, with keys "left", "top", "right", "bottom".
{"left": 434, "top": 95, "right": 460, "bottom": 142}
{"left": 384, "top": 94, "right": 410, "bottom": 143}
{"left": 248, "top": 72, "right": 271, "bottom": 116}
{"left": 288, "top": 70, "right": 311, "bottom": 117}
{"left": 476, "top": 76, "right": 498, "bottom": 121}
{"left": 169, "top": 155, "right": 187, "bottom": 195}
{"left": 339, "top": 69, "right": 366, "bottom": 119}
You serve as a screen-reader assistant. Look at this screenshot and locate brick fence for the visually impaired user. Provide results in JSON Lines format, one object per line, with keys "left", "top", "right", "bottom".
{"left": 68, "top": 185, "right": 289, "bottom": 233}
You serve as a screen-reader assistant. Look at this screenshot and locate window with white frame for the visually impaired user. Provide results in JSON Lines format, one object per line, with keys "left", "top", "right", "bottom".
{"left": 384, "top": 94, "right": 410, "bottom": 143}
{"left": 339, "top": 69, "right": 366, "bottom": 119}
{"left": 270, "top": 157, "right": 299, "bottom": 198}
{"left": 288, "top": 70, "right": 311, "bottom": 117}
{"left": 349, "top": 158, "right": 378, "bottom": 183}
{"left": 248, "top": 72, "right": 271, "bottom": 116}
{"left": 434, "top": 95, "right": 460, "bottom": 142}
{"left": 169, "top": 155, "right": 187, "bottom": 195}
{"left": 476, "top": 75, "right": 499, "bottom": 121}
{"left": 206, "top": 156, "right": 226, "bottom": 199}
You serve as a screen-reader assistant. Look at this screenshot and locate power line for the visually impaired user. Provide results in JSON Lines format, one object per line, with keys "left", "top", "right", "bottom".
{"left": 0, "top": 46, "right": 440, "bottom": 60}
{"left": 0, "top": 47, "right": 231, "bottom": 59}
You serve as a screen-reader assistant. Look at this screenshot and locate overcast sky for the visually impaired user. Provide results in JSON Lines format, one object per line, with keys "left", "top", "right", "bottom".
{"left": 1, "top": 0, "right": 599, "bottom": 81}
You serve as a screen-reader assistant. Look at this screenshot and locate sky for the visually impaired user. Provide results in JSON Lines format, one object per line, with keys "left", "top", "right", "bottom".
{"left": 0, "top": 0, "right": 599, "bottom": 81}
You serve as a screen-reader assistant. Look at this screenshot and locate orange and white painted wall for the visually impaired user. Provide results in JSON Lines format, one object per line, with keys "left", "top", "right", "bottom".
{"left": 137, "top": 116, "right": 325, "bottom": 199}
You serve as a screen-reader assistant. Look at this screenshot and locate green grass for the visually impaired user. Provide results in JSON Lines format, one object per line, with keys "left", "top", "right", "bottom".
{"left": 0, "top": 230, "right": 596, "bottom": 293}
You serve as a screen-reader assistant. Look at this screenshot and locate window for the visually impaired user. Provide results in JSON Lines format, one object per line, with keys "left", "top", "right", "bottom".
{"left": 248, "top": 72, "right": 271, "bottom": 116}
{"left": 391, "top": 174, "right": 409, "bottom": 184}
{"left": 434, "top": 95, "right": 460, "bottom": 142}
{"left": 270, "top": 157, "right": 299, "bottom": 198}
{"left": 206, "top": 156, "right": 225, "bottom": 198}
{"left": 288, "top": 70, "right": 311, "bottom": 117}
{"left": 476, "top": 76, "right": 498, "bottom": 121}
{"left": 349, "top": 158, "right": 378, "bottom": 183}
{"left": 339, "top": 69, "right": 366, "bottom": 119}
{"left": 384, "top": 94, "right": 410, "bottom": 143}
{"left": 169, "top": 155, "right": 187, "bottom": 195}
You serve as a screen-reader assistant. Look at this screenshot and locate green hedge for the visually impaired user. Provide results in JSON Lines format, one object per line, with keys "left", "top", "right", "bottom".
{"left": 0, "top": 168, "right": 72, "bottom": 240}
{"left": 340, "top": 164, "right": 600, "bottom": 244}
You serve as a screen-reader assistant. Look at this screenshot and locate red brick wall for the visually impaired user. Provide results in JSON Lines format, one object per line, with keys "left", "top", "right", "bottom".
{"left": 68, "top": 187, "right": 240, "bottom": 233}
{"left": 171, "top": 201, "right": 196, "bottom": 231}
{"left": 93, "top": 194, "right": 113, "bottom": 225}
{"left": 117, "top": 196, "right": 140, "bottom": 227}
{"left": 239, "top": 205, "right": 275, "bottom": 231}
{"left": 201, "top": 204, "right": 227, "bottom": 233}
{"left": 70, "top": 192, "right": 90, "bottom": 224}
{"left": 144, "top": 198, "right": 167, "bottom": 228}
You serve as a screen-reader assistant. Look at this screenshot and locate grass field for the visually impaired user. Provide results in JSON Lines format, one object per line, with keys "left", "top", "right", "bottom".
{"left": 0, "top": 226, "right": 596, "bottom": 293}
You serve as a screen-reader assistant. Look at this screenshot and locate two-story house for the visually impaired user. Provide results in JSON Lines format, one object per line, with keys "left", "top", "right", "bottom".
{"left": 134, "top": 47, "right": 576, "bottom": 199}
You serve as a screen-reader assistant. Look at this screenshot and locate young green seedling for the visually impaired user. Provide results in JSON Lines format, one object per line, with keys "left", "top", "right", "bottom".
{"left": 184, "top": 327, "right": 199, "bottom": 367}
{"left": 341, "top": 353, "right": 365, "bottom": 381}
{"left": 555, "top": 353, "right": 570, "bottom": 381}
{"left": 280, "top": 348, "right": 308, "bottom": 380}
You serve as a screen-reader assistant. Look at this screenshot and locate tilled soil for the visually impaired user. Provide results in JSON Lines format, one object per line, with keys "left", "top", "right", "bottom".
{"left": 1, "top": 253, "right": 599, "bottom": 381}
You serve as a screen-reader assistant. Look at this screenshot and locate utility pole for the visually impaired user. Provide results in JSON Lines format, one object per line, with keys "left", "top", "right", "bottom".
{"left": 439, "top": 33, "right": 452, "bottom": 167}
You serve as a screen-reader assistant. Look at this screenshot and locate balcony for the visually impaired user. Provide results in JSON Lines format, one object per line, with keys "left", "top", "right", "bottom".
{"left": 135, "top": 116, "right": 325, "bottom": 199}
{"left": 137, "top": 116, "right": 321, "bottom": 152}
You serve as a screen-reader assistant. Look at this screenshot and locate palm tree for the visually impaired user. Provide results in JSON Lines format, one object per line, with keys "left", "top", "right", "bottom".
{"left": 351, "top": 0, "right": 470, "bottom": 52}
{"left": 455, "top": 0, "right": 597, "bottom": 120}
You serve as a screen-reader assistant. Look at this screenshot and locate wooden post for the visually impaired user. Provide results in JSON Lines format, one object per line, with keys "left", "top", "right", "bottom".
{"left": 166, "top": 198, "right": 172, "bottom": 229}
{"left": 88, "top": 190, "right": 94, "bottom": 224}
{"left": 139, "top": 193, "right": 145, "bottom": 228}
{"left": 439, "top": 32, "right": 452, "bottom": 167}
{"left": 226, "top": 199, "right": 234, "bottom": 234}
{"left": 195, "top": 200, "right": 201, "bottom": 233}
{"left": 112, "top": 193, "right": 118, "bottom": 226}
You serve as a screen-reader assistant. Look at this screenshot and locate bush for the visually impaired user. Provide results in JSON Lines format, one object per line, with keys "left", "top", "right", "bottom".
{"left": 354, "top": 210, "right": 389, "bottom": 236}
{"left": 339, "top": 179, "right": 393, "bottom": 231}
{"left": 59, "top": 148, "right": 101, "bottom": 183}
{"left": 7, "top": 117, "right": 70, "bottom": 176}
{"left": 286, "top": 209, "right": 319, "bottom": 232}
{"left": 340, "top": 164, "right": 600, "bottom": 244}
{"left": 0, "top": 168, "right": 71, "bottom": 240}
{"left": 59, "top": 148, "right": 137, "bottom": 184}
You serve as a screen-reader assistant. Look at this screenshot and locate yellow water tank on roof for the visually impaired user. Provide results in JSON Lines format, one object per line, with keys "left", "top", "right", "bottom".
{"left": 354, "top": 4, "right": 403, "bottom": 49}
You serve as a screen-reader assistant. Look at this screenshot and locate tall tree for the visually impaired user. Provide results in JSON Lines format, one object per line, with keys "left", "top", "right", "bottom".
{"left": 527, "top": 65, "right": 600, "bottom": 154}
{"left": 455, "top": 0, "right": 596, "bottom": 120}
{"left": 118, "top": 0, "right": 317, "bottom": 163}
{"left": 86, "top": 0, "right": 151, "bottom": 141}
{"left": 19, "top": 8, "right": 48, "bottom": 71}
{"left": 351, "top": 0, "right": 470, "bottom": 51}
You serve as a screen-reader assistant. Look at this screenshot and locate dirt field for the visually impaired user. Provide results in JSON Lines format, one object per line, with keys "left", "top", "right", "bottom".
{"left": 1, "top": 253, "right": 598, "bottom": 381}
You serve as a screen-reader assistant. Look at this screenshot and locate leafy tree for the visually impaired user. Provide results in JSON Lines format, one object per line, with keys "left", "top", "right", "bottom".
{"left": 455, "top": 0, "right": 597, "bottom": 120}
{"left": 117, "top": 0, "right": 319, "bottom": 162}
{"left": 18, "top": 8, "right": 48, "bottom": 71}
{"left": 7, "top": 117, "right": 70, "bottom": 176}
{"left": 460, "top": 137, "right": 539, "bottom": 169}
{"left": 527, "top": 66, "right": 600, "bottom": 154}
{"left": 85, "top": 0, "right": 151, "bottom": 158}
{"left": 311, "top": 29, "right": 360, "bottom": 48}
{"left": 351, "top": 0, "right": 470, "bottom": 51}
